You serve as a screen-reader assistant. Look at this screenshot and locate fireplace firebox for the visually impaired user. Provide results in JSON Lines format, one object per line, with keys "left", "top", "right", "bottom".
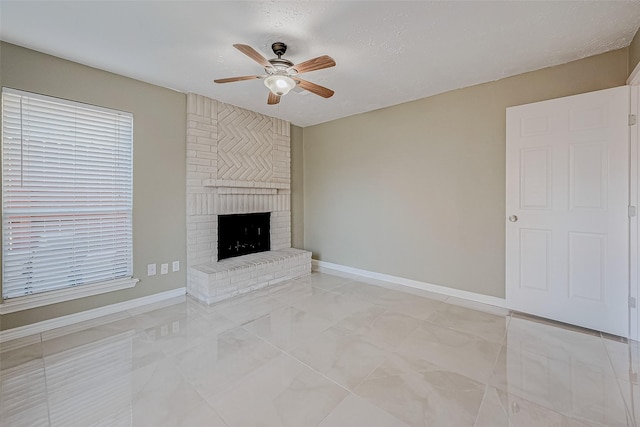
{"left": 218, "top": 212, "right": 270, "bottom": 261}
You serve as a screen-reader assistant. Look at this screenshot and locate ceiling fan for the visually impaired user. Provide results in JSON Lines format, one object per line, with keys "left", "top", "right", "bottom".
{"left": 214, "top": 42, "right": 336, "bottom": 105}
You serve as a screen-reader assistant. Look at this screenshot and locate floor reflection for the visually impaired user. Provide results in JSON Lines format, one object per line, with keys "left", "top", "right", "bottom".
{"left": 0, "top": 274, "right": 638, "bottom": 426}
{"left": 1, "top": 329, "right": 134, "bottom": 427}
{"left": 494, "top": 316, "right": 634, "bottom": 426}
{"left": 1, "top": 359, "right": 49, "bottom": 426}
{"left": 45, "top": 331, "right": 134, "bottom": 426}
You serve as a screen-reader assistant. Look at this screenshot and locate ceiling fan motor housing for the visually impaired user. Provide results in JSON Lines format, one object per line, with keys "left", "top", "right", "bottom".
{"left": 267, "top": 58, "right": 294, "bottom": 73}
{"left": 271, "top": 42, "right": 287, "bottom": 57}
{"left": 267, "top": 42, "right": 294, "bottom": 73}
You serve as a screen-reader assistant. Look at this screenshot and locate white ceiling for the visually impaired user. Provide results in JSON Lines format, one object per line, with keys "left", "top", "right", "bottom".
{"left": 1, "top": 1, "right": 640, "bottom": 127}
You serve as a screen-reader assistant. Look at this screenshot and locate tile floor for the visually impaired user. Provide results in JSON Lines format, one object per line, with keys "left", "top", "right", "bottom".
{"left": 1, "top": 272, "right": 638, "bottom": 426}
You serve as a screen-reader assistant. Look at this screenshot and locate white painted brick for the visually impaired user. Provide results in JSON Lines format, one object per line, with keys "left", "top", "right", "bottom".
{"left": 191, "top": 255, "right": 214, "bottom": 265}
{"left": 187, "top": 113, "right": 208, "bottom": 123}
{"left": 274, "top": 269, "right": 289, "bottom": 279}
{"left": 239, "top": 278, "right": 258, "bottom": 289}
{"left": 189, "top": 158, "right": 211, "bottom": 166}
{"left": 194, "top": 245, "right": 212, "bottom": 255}
{"left": 196, "top": 151, "right": 218, "bottom": 160}
{"left": 187, "top": 143, "right": 211, "bottom": 152}
{"left": 195, "top": 122, "right": 216, "bottom": 133}
{"left": 196, "top": 136, "right": 216, "bottom": 145}
{"left": 187, "top": 171, "right": 210, "bottom": 180}
{"left": 212, "top": 277, "right": 230, "bottom": 288}
{"left": 258, "top": 273, "right": 275, "bottom": 282}
{"left": 196, "top": 235, "right": 215, "bottom": 244}
{"left": 187, "top": 93, "right": 298, "bottom": 304}
{"left": 215, "top": 287, "right": 240, "bottom": 299}
{"left": 189, "top": 128, "right": 212, "bottom": 138}
{"left": 196, "top": 165, "right": 216, "bottom": 173}
{"left": 196, "top": 94, "right": 206, "bottom": 115}
{"left": 233, "top": 271, "right": 252, "bottom": 282}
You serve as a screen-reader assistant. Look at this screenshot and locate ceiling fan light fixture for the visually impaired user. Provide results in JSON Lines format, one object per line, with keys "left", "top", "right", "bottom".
{"left": 215, "top": 43, "right": 335, "bottom": 105}
{"left": 264, "top": 75, "right": 296, "bottom": 96}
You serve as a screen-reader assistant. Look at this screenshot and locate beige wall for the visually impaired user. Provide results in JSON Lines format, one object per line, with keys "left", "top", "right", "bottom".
{"left": 291, "top": 125, "right": 304, "bottom": 249}
{"left": 0, "top": 43, "right": 187, "bottom": 330}
{"left": 629, "top": 28, "right": 640, "bottom": 76}
{"left": 303, "top": 48, "right": 628, "bottom": 298}
{"left": 0, "top": 39, "right": 633, "bottom": 328}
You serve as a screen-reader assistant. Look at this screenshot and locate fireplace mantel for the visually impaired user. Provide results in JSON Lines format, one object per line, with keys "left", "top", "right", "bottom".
{"left": 203, "top": 179, "right": 289, "bottom": 190}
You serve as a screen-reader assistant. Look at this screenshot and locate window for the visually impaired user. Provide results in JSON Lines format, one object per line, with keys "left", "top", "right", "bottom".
{"left": 1, "top": 88, "right": 136, "bottom": 311}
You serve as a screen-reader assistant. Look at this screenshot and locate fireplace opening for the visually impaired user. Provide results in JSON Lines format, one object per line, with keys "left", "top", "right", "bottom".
{"left": 218, "top": 212, "right": 270, "bottom": 261}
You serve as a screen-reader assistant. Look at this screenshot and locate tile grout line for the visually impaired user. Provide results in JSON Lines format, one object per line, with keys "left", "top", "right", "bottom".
{"left": 233, "top": 322, "right": 356, "bottom": 426}
{"left": 232, "top": 288, "right": 408, "bottom": 406}
{"left": 599, "top": 332, "right": 638, "bottom": 427}
{"left": 41, "top": 329, "right": 53, "bottom": 427}
{"left": 472, "top": 384, "right": 492, "bottom": 427}
{"left": 239, "top": 318, "right": 354, "bottom": 395}
{"left": 471, "top": 315, "right": 513, "bottom": 426}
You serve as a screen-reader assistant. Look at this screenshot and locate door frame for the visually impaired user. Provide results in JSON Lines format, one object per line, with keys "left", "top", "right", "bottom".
{"left": 627, "top": 66, "right": 640, "bottom": 341}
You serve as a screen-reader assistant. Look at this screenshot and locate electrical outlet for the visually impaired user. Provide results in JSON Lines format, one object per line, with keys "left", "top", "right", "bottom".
{"left": 161, "top": 263, "right": 168, "bottom": 275}
{"left": 147, "top": 263, "right": 156, "bottom": 276}
{"left": 172, "top": 260, "right": 180, "bottom": 272}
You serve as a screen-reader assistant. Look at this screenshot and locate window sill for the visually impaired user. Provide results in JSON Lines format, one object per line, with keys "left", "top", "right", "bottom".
{"left": 0, "top": 277, "right": 139, "bottom": 314}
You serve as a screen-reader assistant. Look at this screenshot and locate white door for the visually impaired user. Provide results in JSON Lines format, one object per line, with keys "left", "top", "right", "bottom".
{"left": 506, "top": 86, "right": 630, "bottom": 337}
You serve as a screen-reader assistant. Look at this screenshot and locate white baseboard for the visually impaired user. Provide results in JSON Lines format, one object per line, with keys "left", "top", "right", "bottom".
{"left": 312, "top": 260, "right": 507, "bottom": 309}
{"left": 0, "top": 287, "right": 186, "bottom": 343}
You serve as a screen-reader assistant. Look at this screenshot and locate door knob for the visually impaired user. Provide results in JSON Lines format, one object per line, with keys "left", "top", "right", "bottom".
{"left": 509, "top": 215, "right": 518, "bottom": 222}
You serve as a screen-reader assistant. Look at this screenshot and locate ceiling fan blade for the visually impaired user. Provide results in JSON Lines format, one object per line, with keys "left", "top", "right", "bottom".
{"left": 296, "top": 78, "right": 334, "bottom": 98}
{"left": 290, "top": 55, "right": 336, "bottom": 74}
{"left": 267, "top": 92, "right": 281, "bottom": 105}
{"left": 214, "top": 75, "right": 262, "bottom": 84}
{"left": 233, "top": 44, "right": 273, "bottom": 69}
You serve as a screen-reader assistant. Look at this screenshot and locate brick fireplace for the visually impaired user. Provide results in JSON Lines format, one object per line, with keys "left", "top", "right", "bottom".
{"left": 185, "top": 93, "right": 310, "bottom": 304}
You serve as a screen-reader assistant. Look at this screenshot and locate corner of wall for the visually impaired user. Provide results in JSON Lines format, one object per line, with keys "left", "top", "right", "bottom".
{"left": 628, "top": 27, "right": 640, "bottom": 77}
{"left": 290, "top": 124, "right": 305, "bottom": 249}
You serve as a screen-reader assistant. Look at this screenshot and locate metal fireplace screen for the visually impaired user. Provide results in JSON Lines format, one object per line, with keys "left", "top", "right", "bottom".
{"left": 217, "top": 212, "right": 270, "bottom": 261}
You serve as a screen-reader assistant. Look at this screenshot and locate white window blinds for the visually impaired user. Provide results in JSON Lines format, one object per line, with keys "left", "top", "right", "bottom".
{"left": 2, "top": 88, "right": 133, "bottom": 299}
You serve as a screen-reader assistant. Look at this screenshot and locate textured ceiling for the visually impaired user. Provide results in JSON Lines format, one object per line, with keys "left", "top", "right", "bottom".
{"left": 1, "top": 1, "right": 640, "bottom": 127}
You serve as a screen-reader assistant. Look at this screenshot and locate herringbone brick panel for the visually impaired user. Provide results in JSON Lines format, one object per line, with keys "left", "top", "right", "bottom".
{"left": 217, "top": 104, "right": 273, "bottom": 182}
